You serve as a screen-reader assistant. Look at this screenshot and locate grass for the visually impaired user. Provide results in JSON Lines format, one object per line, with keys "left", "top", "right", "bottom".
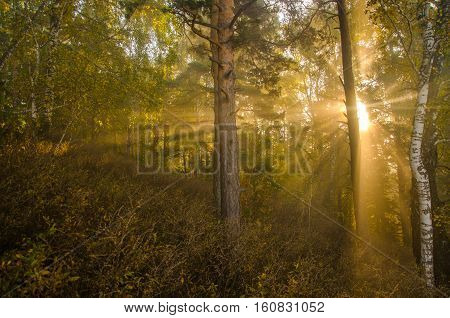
{"left": 0, "top": 141, "right": 443, "bottom": 297}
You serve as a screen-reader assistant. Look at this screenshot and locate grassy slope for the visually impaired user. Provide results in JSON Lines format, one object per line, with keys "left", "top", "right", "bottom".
{"left": 0, "top": 142, "right": 440, "bottom": 297}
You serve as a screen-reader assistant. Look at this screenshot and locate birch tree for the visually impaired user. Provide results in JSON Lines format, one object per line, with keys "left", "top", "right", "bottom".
{"left": 409, "top": 0, "right": 438, "bottom": 287}
{"left": 42, "top": 0, "right": 66, "bottom": 135}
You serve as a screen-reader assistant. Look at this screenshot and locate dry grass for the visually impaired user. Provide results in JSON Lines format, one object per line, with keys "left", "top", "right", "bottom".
{"left": 0, "top": 142, "right": 442, "bottom": 297}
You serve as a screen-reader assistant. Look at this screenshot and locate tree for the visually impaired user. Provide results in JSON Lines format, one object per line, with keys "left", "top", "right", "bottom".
{"left": 336, "top": 0, "right": 363, "bottom": 234}
{"left": 210, "top": 0, "right": 221, "bottom": 211}
{"left": 170, "top": 0, "right": 260, "bottom": 226}
{"left": 420, "top": 0, "right": 449, "bottom": 285}
{"left": 215, "top": 0, "right": 241, "bottom": 225}
{"left": 409, "top": 0, "right": 438, "bottom": 288}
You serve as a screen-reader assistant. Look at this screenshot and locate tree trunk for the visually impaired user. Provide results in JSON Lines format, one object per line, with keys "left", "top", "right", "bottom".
{"left": 393, "top": 114, "right": 412, "bottom": 247}
{"left": 29, "top": 27, "right": 40, "bottom": 127}
{"left": 163, "top": 123, "right": 169, "bottom": 171}
{"left": 152, "top": 124, "right": 160, "bottom": 172}
{"left": 127, "top": 124, "right": 132, "bottom": 156}
{"left": 43, "top": 0, "right": 64, "bottom": 136}
{"left": 336, "top": 0, "right": 363, "bottom": 234}
{"left": 396, "top": 153, "right": 412, "bottom": 246}
{"left": 409, "top": 1, "right": 437, "bottom": 288}
{"left": 217, "top": 0, "right": 241, "bottom": 226}
{"left": 29, "top": 65, "right": 38, "bottom": 122}
{"left": 422, "top": 37, "right": 448, "bottom": 285}
{"left": 411, "top": 179, "right": 421, "bottom": 264}
{"left": 210, "top": 0, "right": 222, "bottom": 212}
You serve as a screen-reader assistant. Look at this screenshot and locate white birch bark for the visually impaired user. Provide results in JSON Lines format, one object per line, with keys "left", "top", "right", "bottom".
{"left": 29, "top": 31, "right": 40, "bottom": 121}
{"left": 409, "top": 2, "right": 437, "bottom": 288}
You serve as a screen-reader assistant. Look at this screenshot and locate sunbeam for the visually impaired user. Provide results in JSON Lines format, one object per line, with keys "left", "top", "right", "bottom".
{"left": 357, "top": 101, "right": 370, "bottom": 132}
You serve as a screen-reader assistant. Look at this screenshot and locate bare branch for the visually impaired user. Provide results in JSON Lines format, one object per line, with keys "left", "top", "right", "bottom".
{"left": 435, "top": 138, "right": 450, "bottom": 146}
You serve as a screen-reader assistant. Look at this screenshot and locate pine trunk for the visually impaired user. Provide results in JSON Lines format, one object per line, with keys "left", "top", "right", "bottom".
{"left": 217, "top": 0, "right": 241, "bottom": 226}
{"left": 210, "top": 0, "right": 222, "bottom": 212}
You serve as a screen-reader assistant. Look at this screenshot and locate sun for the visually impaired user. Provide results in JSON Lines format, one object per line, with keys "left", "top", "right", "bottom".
{"left": 357, "top": 101, "right": 370, "bottom": 132}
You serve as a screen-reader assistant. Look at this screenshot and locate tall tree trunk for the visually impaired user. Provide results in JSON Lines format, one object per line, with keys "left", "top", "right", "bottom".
{"left": 210, "top": 0, "right": 222, "bottom": 212}
{"left": 152, "top": 124, "right": 160, "bottom": 172}
{"left": 217, "top": 0, "right": 241, "bottom": 226}
{"left": 127, "top": 124, "right": 132, "bottom": 156}
{"left": 43, "top": 0, "right": 64, "bottom": 136}
{"left": 422, "top": 33, "right": 448, "bottom": 285}
{"left": 409, "top": 1, "right": 437, "bottom": 288}
{"left": 163, "top": 123, "right": 169, "bottom": 171}
{"left": 411, "top": 179, "right": 421, "bottom": 264}
{"left": 29, "top": 26, "right": 40, "bottom": 128}
{"left": 396, "top": 153, "right": 412, "bottom": 246}
{"left": 336, "top": 0, "right": 363, "bottom": 234}
{"left": 29, "top": 65, "right": 38, "bottom": 122}
{"left": 393, "top": 114, "right": 412, "bottom": 247}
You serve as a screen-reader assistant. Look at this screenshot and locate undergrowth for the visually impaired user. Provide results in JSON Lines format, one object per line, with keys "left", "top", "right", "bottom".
{"left": 0, "top": 142, "right": 443, "bottom": 297}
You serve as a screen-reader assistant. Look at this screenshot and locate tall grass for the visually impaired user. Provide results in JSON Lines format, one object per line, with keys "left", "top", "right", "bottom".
{"left": 0, "top": 142, "right": 439, "bottom": 297}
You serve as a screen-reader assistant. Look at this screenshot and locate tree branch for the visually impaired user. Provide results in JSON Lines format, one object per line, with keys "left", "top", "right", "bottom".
{"left": 229, "top": 0, "right": 258, "bottom": 28}
{"left": 379, "top": 0, "right": 419, "bottom": 76}
{"left": 0, "top": 0, "right": 50, "bottom": 70}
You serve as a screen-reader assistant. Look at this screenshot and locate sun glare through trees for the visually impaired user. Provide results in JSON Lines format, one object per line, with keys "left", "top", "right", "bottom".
{"left": 0, "top": 0, "right": 448, "bottom": 303}
{"left": 357, "top": 101, "right": 370, "bottom": 132}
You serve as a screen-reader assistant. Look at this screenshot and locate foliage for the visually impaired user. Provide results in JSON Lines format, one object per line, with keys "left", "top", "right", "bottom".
{"left": 0, "top": 0, "right": 448, "bottom": 296}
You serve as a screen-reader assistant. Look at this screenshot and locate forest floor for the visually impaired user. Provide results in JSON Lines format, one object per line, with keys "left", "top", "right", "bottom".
{"left": 0, "top": 141, "right": 446, "bottom": 297}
